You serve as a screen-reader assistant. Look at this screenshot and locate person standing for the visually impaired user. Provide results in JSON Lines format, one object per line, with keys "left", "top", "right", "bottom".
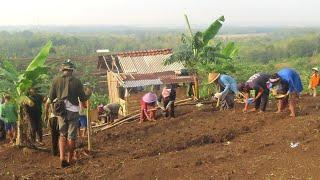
{"left": 208, "top": 73, "right": 238, "bottom": 110}
{"left": 237, "top": 73, "right": 271, "bottom": 113}
{"left": 268, "top": 68, "right": 303, "bottom": 117}
{"left": 46, "top": 59, "right": 91, "bottom": 168}
{"left": 0, "top": 95, "right": 18, "bottom": 144}
{"left": 309, "top": 67, "right": 319, "bottom": 97}
{"left": 45, "top": 98, "right": 59, "bottom": 156}
{"left": 78, "top": 100, "right": 87, "bottom": 137}
{"left": 0, "top": 95, "right": 6, "bottom": 141}
{"left": 27, "top": 87, "right": 46, "bottom": 145}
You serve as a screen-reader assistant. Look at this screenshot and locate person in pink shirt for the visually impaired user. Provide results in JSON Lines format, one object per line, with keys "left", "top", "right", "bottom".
{"left": 139, "top": 92, "right": 157, "bottom": 123}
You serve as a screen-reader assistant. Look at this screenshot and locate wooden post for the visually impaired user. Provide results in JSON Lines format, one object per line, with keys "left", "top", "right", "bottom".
{"left": 193, "top": 75, "right": 199, "bottom": 100}
{"left": 87, "top": 100, "right": 92, "bottom": 151}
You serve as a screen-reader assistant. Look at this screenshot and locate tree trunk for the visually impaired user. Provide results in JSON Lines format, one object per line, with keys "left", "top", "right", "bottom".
{"left": 16, "top": 105, "right": 32, "bottom": 147}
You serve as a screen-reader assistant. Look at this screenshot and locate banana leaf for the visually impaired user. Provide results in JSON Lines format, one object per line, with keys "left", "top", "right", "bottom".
{"left": 0, "top": 67, "right": 18, "bottom": 83}
{"left": 23, "top": 66, "right": 49, "bottom": 81}
{"left": 17, "top": 79, "right": 33, "bottom": 95}
{"left": 26, "top": 41, "right": 52, "bottom": 72}
{"left": 221, "top": 42, "right": 238, "bottom": 59}
{"left": 202, "top": 16, "right": 225, "bottom": 45}
{"left": 1, "top": 60, "right": 19, "bottom": 76}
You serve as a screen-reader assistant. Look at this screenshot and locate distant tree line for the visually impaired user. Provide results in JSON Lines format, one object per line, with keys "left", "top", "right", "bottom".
{"left": 0, "top": 30, "right": 181, "bottom": 58}
{"left": 237, "top": 33, "right": 320, "bottom": 64}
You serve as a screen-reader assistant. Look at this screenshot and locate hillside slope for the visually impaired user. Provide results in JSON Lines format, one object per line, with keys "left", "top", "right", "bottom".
{"left": 1, "top": 96, "right": 320, "bottom": 179}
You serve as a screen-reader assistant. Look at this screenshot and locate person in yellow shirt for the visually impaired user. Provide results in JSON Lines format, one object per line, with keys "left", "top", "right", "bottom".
{"left": 309, "top": 67, "right": 319, "bottom": 97}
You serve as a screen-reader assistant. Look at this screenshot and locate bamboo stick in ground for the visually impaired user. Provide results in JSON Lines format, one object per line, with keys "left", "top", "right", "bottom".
{"left": 87, "top": 100, "right": 92, "bottom": 151}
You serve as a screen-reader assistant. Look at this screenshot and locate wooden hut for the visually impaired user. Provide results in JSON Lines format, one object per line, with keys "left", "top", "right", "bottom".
{"left": 96, "top": 49, "right": 198, "bottom": 116}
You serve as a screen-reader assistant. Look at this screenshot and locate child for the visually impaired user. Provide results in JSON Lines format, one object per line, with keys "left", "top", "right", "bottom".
{"left": 309, "top": 67, "right": 319, "bottom": 97}
{"left": 78, "top": 101, "right": 87, "bottom": 138}
{"left": 0, "top": 95, "right": 18, "bottom": 144}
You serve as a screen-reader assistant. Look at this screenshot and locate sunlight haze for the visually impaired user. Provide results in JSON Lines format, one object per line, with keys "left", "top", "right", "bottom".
{"left": 1, "top": 0, "right": 320, "bottom": 26}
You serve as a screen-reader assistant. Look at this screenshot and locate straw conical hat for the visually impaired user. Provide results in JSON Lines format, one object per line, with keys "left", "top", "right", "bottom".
{"left": 208, "top": 72, "right": 220, "bottom": 84}
{"left": 312, "top": 67, "right": 319, "bottom": 72}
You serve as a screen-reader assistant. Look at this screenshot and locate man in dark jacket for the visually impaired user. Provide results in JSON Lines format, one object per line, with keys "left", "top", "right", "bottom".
{"left": 46, "top": 59, "right": 91, "bottom": 168}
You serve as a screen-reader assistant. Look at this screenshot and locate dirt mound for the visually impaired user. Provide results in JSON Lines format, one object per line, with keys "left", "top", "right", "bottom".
{"left": 1, "top": 96, "right": 320, "bottom": 179}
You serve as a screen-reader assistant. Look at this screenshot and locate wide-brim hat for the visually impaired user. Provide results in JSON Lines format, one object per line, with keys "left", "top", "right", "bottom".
{"left": 274, "top": 94, "right": 287, "bottom": 99}
{"left": 312, "top": 67, "right": 319, "bottom": 72}
{"left": 142, "top": 92, "right": 157, "bottom": 103}
{"left": 208, "top": 72, "right": 220, "bottom": 84}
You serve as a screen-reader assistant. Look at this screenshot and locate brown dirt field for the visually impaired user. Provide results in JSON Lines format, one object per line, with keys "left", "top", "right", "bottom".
{"left": 1, "top": 96, "right": 320, "bottom": 179}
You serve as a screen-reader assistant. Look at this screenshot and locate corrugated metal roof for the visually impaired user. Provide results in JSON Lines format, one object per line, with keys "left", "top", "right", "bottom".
{"left": 122, "top": 79, "right": 163, "bottom": 88}
{"left": 118, "top": 53, "right": 185, "bottom": 74}
{"left": 119, "top": 56, "right": 137, "bottom": 73}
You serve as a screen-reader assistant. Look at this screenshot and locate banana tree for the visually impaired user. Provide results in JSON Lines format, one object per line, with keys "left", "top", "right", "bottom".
{"left": 165, "top": 15, "right": 238, "bottom": 98}
{"left": 0, "top": 41, "right": 52, "bottom": 146}
{"left": 166, "top": 15, "right": 237, "bottom": 73}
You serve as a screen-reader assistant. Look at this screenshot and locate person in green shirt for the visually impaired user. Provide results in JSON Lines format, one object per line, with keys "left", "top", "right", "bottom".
{"left": 1, "top": 95, "right": 18, "bottom": 144}
{"left": 0, "top": 96, "right": 6, "bottom": 141}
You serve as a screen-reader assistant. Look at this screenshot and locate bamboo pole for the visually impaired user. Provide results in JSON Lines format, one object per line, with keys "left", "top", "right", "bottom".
{"left": 87, "top": 100, "right": 92, "bottom": 151}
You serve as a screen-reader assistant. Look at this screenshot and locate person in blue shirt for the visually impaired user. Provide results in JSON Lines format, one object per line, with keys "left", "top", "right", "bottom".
{"left": 208, "top": 72, "right": 238, "bottom": 110}
{"left": 268, "top": 68, "right": 303, "bottom": 117}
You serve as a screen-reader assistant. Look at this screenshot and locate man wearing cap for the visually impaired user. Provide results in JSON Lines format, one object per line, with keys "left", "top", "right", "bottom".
{"left": 309, "top": 67, "right": 319, "bottom": 97}
{"left": 268, "top": 68, "right": 303, "bottom": 117}
{"left": 237, "top": 73, "right": 271, "bottom": 113}
{"left": 208, "top": 73, "right": 238, "bottom": 110}
{"left": 46, "top": 59, "right": 91, "bottom": 168}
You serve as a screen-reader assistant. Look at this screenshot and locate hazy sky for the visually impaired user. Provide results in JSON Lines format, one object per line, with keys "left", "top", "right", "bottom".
{"left": 1, "top": 0, "right": 320, "bottom": 26}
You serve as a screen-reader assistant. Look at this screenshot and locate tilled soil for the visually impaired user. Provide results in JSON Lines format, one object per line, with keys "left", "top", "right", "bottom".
{"left": 1, "top": 96, "right": 320, "bottom": 179}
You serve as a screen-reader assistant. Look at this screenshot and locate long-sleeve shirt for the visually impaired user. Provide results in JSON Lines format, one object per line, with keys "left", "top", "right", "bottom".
{"left": 218, "top": 74, "right": 238, "bottom": 95}
{"left": 277, "top": 68, "right": 303, "bottom": 93}
{"left": 158, "top": 89, "right": 176, "bottom": 102}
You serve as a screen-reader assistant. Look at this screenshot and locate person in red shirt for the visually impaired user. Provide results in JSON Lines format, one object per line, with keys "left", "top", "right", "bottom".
{"left": 139, "top": 92, "right": 157, "bottom": 123}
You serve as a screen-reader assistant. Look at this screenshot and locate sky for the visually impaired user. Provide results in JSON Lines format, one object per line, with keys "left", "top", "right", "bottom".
{"left": 1, "top": 0, "right": 320, "bottom": 27}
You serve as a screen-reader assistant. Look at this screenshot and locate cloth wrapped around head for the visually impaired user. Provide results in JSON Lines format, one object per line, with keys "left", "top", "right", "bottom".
{"left": 269, "top": 73, "right": 281, "bottom": 84}
{"left": 161, "top": 88, "right": 171, "bottom": 98}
